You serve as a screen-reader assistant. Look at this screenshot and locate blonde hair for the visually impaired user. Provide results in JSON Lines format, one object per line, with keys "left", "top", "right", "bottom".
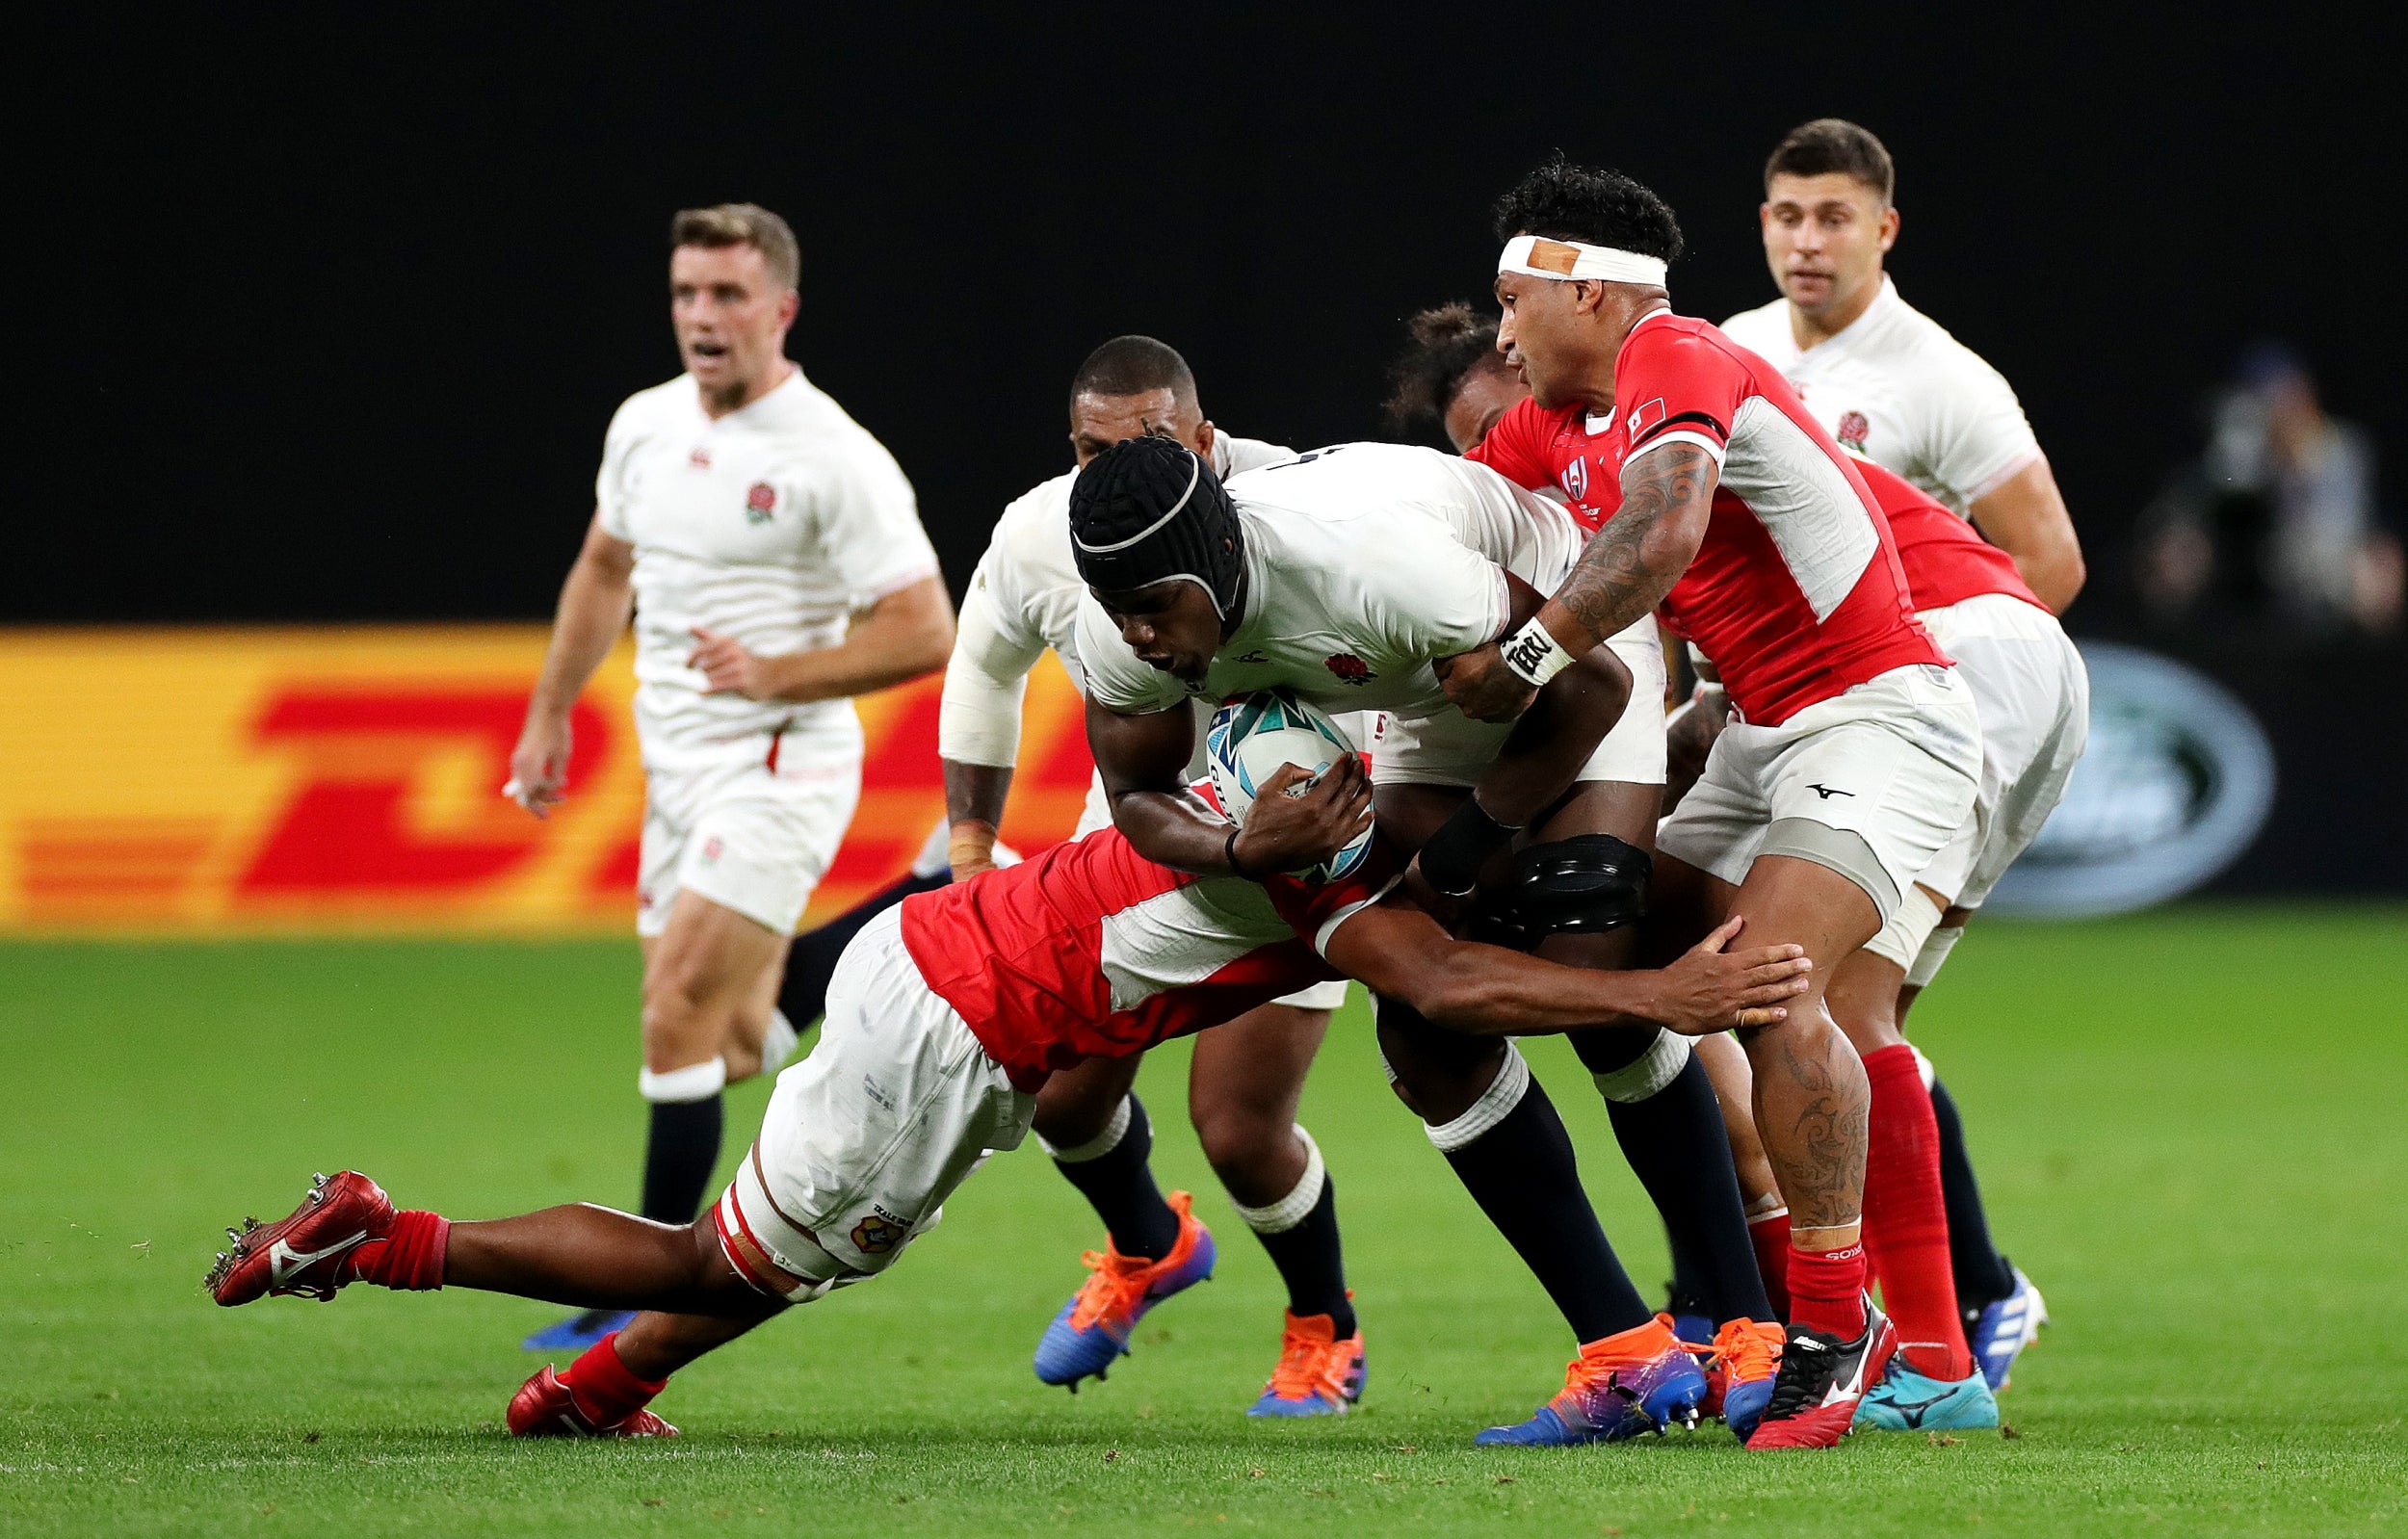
{"left": 668, "top": 203, "right": 799, "bottom": 290}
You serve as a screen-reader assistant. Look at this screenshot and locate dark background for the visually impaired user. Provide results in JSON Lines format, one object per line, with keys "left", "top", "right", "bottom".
{"left": 16, "top": 6, "right": 2406, "bottom": 888}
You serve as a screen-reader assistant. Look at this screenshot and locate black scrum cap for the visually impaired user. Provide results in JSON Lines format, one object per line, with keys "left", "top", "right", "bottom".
{"left": 1068, "top": 436, "right": 1244, "bottom": 617}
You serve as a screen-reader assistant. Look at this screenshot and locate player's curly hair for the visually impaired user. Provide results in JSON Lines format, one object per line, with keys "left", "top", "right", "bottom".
{"left": 1381, "top": 302, "right": 1503, "bottom": 435}
{"left": 1490, "top": 155, "right": 1684, "bottom": 266}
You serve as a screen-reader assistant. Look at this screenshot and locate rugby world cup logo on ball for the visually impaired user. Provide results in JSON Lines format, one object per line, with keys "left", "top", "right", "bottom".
{"left": 1205, "top": 689, "right": 1373, "bottom": 883}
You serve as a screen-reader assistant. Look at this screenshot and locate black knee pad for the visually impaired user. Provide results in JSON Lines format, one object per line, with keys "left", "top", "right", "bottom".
{"left": 1466, "top": 834, "right": 1652, "bottom": 952}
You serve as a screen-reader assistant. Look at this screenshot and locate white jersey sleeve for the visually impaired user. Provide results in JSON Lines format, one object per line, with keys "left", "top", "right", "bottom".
{"left": 803, "top": 434, "right": 941, "bottom": 608}
{"left": 937, "top": 539, "right": 1057, "bottom": 768}
{"left": 1908, "top": 345, "right": 2044, "bottom": 509}
{"left": 593, "top": 395, "right": 643, "bottom": 541}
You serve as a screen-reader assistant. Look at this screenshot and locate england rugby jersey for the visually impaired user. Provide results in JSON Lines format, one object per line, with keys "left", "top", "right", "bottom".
{"left": 595, "top": 368, "right": 940, "bottom": 765}
{"left": 1074, "top": 443, "right": 1584, "bottom": 722}
{"left": 940, "top": 434, "right": 1292, "bottom": 769}
{"left": 1468, "top": 311, "right": 1945, "bottom": 725}
{"left": 897, "top": 827, "right": 1400, "bottom": 1083}
{"left": 1720, "top": 278, "right": 2043, "bottom": 517}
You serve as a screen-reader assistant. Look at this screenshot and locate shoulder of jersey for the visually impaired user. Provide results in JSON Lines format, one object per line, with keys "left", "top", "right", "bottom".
{"left": 1867, "top": 288, "right": 2011, "bottom": 382}
{"left": 613, "top": 374, "right": 697, "bottom": 424}
{"left": 1715, "top": 297, "right": 1788, "bottom": 351}
{"left": 1221, "top": 435, "right": 1296, "bottom": 476}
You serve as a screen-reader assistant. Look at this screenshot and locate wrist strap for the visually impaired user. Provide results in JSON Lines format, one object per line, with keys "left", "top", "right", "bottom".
{"left": 1224, "top": 826, "right": 1261, "bottom": 881}
{"left": 1500, "top": 618, "right": 1577, "bottom": 689}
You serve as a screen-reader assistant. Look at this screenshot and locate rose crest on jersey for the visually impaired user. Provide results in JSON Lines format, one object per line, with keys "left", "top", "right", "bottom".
{"left": 1323, "top": 653, "right": 1374, "bottom": 686}
{"left": 1837, "top": 411, "right": 1871, "bottom": 452}
{"left": 744, "top": 481, "right": 777, "bottom": 524}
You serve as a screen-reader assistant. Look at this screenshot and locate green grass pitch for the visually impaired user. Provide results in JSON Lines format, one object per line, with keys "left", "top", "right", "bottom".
{"left": 6, "top": 904, "right": 2405, "bottom": 1536}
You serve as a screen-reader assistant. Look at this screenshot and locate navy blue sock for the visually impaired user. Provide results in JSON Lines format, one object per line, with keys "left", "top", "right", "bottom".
{"left": 1931, "top": 1078, "right": 2018, "bottom": 1311}
{"left": 1054, "top": 1094, "right": 1181, "bottom": 1262}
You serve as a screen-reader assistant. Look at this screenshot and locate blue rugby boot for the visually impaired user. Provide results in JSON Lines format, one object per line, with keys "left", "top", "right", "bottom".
{"left": 1966, "top": 1263, "right": 2048, "bottom": 1391}
{"left": 1854, "top": 1359, "right": 2001, "bottom": 1431}
{"left": 1245, "top": 1309, "right": 1366, "bottom": 1418}
{"left": 1476, "top": 1318, "right": 1707, "bottom": 1446}
{"left": 521, "top": 1308, "right": 637, "bottom": 1352}
{"left": 1033, "top": 1190, "right": 1216, "bottom": 1390}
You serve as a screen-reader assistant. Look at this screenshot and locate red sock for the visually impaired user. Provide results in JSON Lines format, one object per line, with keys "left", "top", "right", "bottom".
{"left": 1786, "top": 1243, "right": 1867, "bottom": 1341}
{"left": 1747, "top": 1209, "right": 1792, "bottom": 1320}
{"left": 563, "top": 1333, "right": 668, "bottom": 1426}
{"left": 348, "top": 1211, "right": 450, "bottom": 1291}
{"left": 1860, "top": 1044, "right": 1974, "bottom": 1379}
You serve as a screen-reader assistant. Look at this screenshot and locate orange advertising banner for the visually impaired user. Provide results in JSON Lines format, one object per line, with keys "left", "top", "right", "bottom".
{"left": 0, "top": 628, "right": 1092, "bottom": 934}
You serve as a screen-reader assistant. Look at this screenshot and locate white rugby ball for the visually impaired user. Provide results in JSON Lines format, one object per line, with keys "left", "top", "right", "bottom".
{"left": 1205, "top": 688, "right": 1372, "bottom": 883}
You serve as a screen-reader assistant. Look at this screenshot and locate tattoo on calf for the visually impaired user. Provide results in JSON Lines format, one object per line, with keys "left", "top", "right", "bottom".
{"left": 1770, "top": 1030, "right": 1869, "bottom": 1232}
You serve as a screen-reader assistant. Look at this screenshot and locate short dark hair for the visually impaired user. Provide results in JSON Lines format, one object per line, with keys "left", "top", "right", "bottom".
{"left": 1069, "top": 335, "right": 1196, "bottom": 409}
{"left": 669, "top": 203, "right": 799, "bottom": 290}
{"left": 1383, "top": 302, "right": 1502, "bottom": 435}
{"left": 1491, "top": 155, "right": 1684, "bottom": 265}
{"left": 1765, "top": 118, "right": 1896, "bottom": 205}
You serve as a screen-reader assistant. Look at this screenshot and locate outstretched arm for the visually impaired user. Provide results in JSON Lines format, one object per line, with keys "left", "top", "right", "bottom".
{"left": 1322, "top": 902, "right": 1809, "bottom": 1036}
{"left": 1441, "top": 444, "right": 1719, "bottom": 722}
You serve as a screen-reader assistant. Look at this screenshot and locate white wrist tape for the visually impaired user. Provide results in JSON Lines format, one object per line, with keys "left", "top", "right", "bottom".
{"left": 1500, "top": 618, "right": 1578, "bottom": 689}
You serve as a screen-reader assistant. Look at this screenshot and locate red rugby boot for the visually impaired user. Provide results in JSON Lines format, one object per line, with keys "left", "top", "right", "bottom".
{"left": 206, "top": 1171, "right": 395, "bottom": 1305}
{"left": 507, "top": 1366, "right": 679, "bottom": 1439}
{"left": 1746, "top": 1298, "right": 1898, "bottom": 1450}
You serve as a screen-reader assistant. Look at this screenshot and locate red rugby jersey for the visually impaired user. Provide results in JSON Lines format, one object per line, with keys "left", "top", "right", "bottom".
{"left": 1470, "top": 311, "right": 1948, "bottom": 723}
{"left": 1852, "top": 457, "right": 2045, "bottom": 614}
{"left": 897, "top": 829, "right": 1397, "bottom": 1084}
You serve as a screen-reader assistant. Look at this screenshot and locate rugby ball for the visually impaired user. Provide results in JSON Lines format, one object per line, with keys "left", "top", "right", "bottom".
{"left": 1205, "top": 688, "right": 1373, "bottom": 883}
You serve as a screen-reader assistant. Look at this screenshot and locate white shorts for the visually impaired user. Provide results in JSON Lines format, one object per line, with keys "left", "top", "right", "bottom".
{"left": 712, "top": 906, "right": 1035, "bottom": 1297}
{"left": 637, "top": 737, "right": 860, "bottom": 938}
{"left": 1657, "top": 663, "right": 1982, "bottom": 926}
{"left": 1372, "top": 615, "right": 1667, "bottom": 790}
{"left": 1865, "top": 596, "right": 2089, "bottom": 971}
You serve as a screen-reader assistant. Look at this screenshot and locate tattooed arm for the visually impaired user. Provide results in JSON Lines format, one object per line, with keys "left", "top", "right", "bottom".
{"left": 1439, "top": 444, "right": 1720, "bottom": 722}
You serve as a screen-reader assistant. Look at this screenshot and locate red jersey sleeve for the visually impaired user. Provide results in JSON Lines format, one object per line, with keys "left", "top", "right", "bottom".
{"left": 1614, "top": 320, "right": 1752, "bottom": 469}
{"left": 1262, "top": 837, "right": 1406, "bottom": 960}
{"left": 1464, "top": 397, "right": 1556, "bottom": 490}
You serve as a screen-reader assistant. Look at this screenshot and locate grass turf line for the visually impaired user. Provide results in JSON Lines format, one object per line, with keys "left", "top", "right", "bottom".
{"left": 4, "top": 904, "right": 2405, "bottom": 1535}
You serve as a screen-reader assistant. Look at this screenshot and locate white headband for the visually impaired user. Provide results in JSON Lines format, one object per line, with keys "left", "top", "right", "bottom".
{"left": 1498, "top": 234, "right": 1667, "bottom": 287}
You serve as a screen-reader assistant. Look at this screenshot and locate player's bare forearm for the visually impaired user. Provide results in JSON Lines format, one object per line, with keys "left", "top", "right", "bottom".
{"left": 1969, "top": 457, "right": 2086, "bottom": 613}
{"left": 1086, "top": 695, "right": 1233, "bottom": 873}
{"left": 528, "top": 518, "right": 635, "bottom": 719}
{"left": 1536, "top": 444, "right": 1714, "bottom": 654}
{"left": 761, "top": 575, "right": 956, "bottom": 702}
{"left": 1327, "top": 906, "right": 1808, "bottom": 1036}
{"left": 1474, "top": 641, "right": 1631, "bottom": 826}
{"left": 942, "top": 760, "right": 1014, "bottom": 830}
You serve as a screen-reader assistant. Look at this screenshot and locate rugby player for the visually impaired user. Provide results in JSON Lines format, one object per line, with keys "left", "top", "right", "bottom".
{"left": 1444, "top": 159, "right": 1986, "bottom": 1448}
{"left": 940, "top": 335, "right": 1367, "bottom": 1414}
{"left": 505, "top": 204, "right": 953, "bottom": 1352}
{"left": 1389, "top": 302, "right": 2085, "bottom": 1422}
{"left": 1071, "top": 437, "right": 1789, "bottom": 1444}
{"left": 207, "top": 753, "right": 1813, "bottom": 1441}
{"left": 1717, "top": 119, "right": 2081, "bottom": 1388}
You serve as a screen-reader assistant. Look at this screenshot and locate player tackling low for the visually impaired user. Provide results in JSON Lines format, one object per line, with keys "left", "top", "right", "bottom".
{"left": 504, "top": 204, "right": 954, "bottom": 1350}
{"left": 207, "top": 728, "right": 1811, "bottom": 1440}
{"left": 1447, "top": 158, "right": 1986, "bottom": 1448}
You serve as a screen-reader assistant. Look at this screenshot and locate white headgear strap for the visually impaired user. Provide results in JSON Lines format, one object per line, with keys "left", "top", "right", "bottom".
{"left": 1498, "top": 234, "right": 1667, "bottom": 288}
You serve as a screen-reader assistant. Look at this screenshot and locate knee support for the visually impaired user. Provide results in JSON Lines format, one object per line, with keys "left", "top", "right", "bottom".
{"left": 1466, "top": 835, "right": 1651, "bottom": 952}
